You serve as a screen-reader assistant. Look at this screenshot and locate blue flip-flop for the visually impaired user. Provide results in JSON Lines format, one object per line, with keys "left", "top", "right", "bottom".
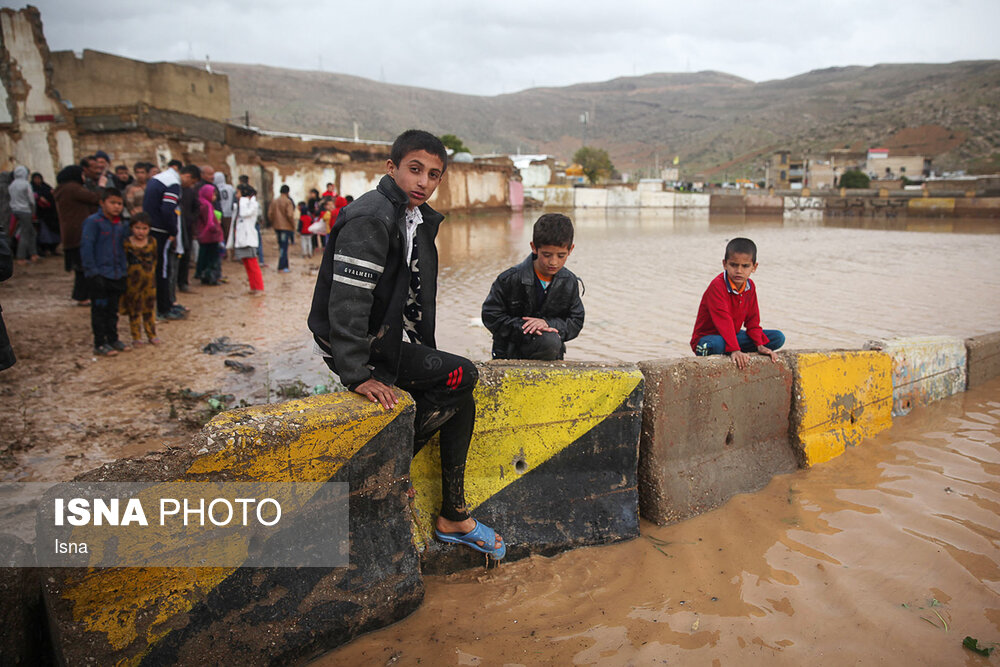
{"left": 434, "top": 520, "right": 506, "bottom": 559}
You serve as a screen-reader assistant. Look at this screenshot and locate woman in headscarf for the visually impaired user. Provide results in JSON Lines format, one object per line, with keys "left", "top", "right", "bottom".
{"left": 53, "top": 165, "right": 100, "bottom": 304}
{"left": 31, "top": 172, "right": 60, "bottom": 256}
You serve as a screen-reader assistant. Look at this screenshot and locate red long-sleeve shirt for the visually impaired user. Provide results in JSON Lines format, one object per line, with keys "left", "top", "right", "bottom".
{"left": 690, "top": 272, "right": 769, "bottom": 353}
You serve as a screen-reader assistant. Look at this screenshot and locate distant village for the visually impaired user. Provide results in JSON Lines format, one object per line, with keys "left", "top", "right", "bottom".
{"left": 2, "top": 6, "right": 997, "bottom": 220}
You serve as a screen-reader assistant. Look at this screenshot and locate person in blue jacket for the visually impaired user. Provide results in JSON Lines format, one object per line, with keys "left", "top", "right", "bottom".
{"left": 81, "top": 188, "right": 129, "bottom": 356}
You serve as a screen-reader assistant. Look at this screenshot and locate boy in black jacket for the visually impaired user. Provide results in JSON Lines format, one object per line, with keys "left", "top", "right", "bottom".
{"left": 308, "top": 130, "right": 504, "bottom": 559}
{"left": 482, "top": 213, "right": 584, "bottom": 360}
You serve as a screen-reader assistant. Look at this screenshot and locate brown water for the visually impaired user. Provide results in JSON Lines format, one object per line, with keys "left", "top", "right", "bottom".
{"left": 2, "top": 211, "right": 998, "bottom": 480}
{"left": 315, "top": 377, "right": 1000, "bottom": 665}
{"left": 1, "top": 210, "right": 998, "bottom": 662}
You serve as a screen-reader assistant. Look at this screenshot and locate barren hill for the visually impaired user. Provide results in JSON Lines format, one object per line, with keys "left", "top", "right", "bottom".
{"left": 207, "top": 60, "right": 1000, "bottom": 179}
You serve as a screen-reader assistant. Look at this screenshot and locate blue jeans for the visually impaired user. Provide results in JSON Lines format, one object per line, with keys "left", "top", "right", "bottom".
{"left": 275, "top": 230, "right": 293, "bottom": 270}
{"left": 695, "top": 329, "right": 785, "bottom": 356}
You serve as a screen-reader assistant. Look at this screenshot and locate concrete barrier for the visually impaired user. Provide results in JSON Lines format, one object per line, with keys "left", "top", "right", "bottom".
{"left": 783, "top": 196, "right": 824, "bottom": 215}
{"left": 966, "top": 331, "right": 1000, "bottom": 389}
{"left": 864, "top": 336, "right": 967, "bottom": 416}
{"left": 543, "top": 186, "right": 575, "bottom": 208}
{"left": 709, "top": 194, "right": 745, "bottom": 213}
{"left": 0, "top": 536, "right": 48, "bottom": 664}
{"left": 907, "top": 197, "right": 956, "bottom": 216}
{"left": 409, "top": 362, "right": 644, "bottom": 574}
{"left": 675, "top": 193, "right": 710, "bottom": 208}
{"left": 574, "top": 187, "right": 608, "bottom": 209}
{"left": 787, "top": 350, "right": 893, "bottom": 466}
{"left": 746, "top": 194, "right": 784, "bottom": 215}
{"left": 953, "top": 197, "right": 1000, "bottom": 218}
{"left": 607, "top": 188, "right": 641, "bottom": 208}
{"left": 42, "top": 393, "right": 422, "bottom": 666}
{"left": 637, "top": 357, "right": 797, "bottom": 525}
{"left": 639, "top": 190, "right": 675, "bottom": 208}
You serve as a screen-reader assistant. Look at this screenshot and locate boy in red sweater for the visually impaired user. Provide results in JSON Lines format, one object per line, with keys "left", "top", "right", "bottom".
{"left": 690, "top": 237, "right": 784, "bottom": 369}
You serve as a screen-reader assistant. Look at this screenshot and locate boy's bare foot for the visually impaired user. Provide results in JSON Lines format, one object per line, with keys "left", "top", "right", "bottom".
{"left": 435, "top": 515, "right": 503, "bottom": 553}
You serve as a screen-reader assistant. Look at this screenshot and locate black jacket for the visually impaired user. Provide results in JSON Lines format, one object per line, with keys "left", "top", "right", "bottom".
{"left": 481, "top": 254, "right": 585, "bottom": 359}
{"left": 308, "top": 175, "right": 443, "bottom": 388}
{"left": 0, "top": 230, "right": 15, "bottom": 370}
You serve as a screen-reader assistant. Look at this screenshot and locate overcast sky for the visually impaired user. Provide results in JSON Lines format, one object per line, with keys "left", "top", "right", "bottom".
{"left": 25, "top": 0, "right": 1000, "bottom": 96}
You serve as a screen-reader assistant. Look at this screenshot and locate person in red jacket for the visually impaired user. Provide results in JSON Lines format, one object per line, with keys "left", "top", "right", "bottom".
{"left": 690, "top": 237, "right": 784, "bottom": 369}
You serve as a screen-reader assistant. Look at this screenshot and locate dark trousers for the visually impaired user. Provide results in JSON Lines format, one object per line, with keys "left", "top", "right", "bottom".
{"left": 502, "top": 330, "right": 564, "bottom": 360}
{"left": 89, "top": 276, "right": 125, "bottom": 347}
{"left": 63, "top": 247, "right": 89, "bottom": 302}
{"left": 151, "top": 231, "right": 172, "bottom": 315}
{"left": 325, "top": 342, "right": 478, "bottom": 522}
{"left": 196, "top": 242, "right": 221, "bottom": 284}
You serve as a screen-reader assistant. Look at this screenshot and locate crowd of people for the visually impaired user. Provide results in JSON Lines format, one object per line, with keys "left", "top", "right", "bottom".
{"left": 0, "top": 150, "right": 352, "bottom": 358}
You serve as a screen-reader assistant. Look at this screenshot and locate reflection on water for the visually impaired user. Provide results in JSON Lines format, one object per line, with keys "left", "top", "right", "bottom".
{"left": 434, "top": 209, "right": 1000, "bottom": 362}
{"left": 315, "top": 378, "right": 1000, "bottom": 666}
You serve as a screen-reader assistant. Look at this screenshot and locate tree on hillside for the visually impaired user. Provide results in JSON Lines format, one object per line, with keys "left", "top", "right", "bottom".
{"left": 839, "top": 169, "right": 870, "bottom": 189}
{"left": 440, "top": 133, "right": 470, "bottom": 154}
{"left": 573, "top": 146, "right": 614, "bottom": 184}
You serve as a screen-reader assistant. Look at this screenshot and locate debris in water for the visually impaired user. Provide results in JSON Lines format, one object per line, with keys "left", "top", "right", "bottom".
{"left": 202, "top": 337, "right": 256, "bottom": 356}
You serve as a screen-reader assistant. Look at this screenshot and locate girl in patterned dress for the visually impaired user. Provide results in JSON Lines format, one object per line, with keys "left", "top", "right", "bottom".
{"left": 121, "top": 212, "right": 160, "bottom": 345}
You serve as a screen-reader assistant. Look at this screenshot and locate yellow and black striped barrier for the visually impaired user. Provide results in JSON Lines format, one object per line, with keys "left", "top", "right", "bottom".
{"left": 409, "top": 361, "right": 645, "bottom": 573}
{"left": 42, "top": 393, "right": 421, "bottom": 666}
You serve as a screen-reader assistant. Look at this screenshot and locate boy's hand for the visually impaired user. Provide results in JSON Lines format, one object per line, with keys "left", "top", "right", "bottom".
{"left": 521, "top": 317, "right": 557, "bottom": 336}
{"left": 757, "top": 345, "right": 778, "bottom": 363}
{"left": 354, "top": 378, "right": 397, "bottom": 410}
{"left": 731, "top": 350, "right": 751, "bottom": 370}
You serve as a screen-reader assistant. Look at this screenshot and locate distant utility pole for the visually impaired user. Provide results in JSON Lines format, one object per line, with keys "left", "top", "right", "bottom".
{"left": 580, "top": 111, "right": 589, "bottom": 148}
{"left": 353, "top": 122, "right": 359, "bottom": 141}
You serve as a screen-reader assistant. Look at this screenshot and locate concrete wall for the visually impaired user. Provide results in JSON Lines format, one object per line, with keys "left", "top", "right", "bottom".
{"left": 574, "top": 187, "right": 608, "bottom": 208}
{"left": 50, "top": 49, "right": 230, "bottom": 123}
{"left": 0, "top": 7, "right": 74, "bottom": 183}
{"left": 18, "top": 332, "right": 1000, "bottom": 659}
{"left": 607, "top": 187, "right": 640, "bottom": 208}
{"left": 864, "top": 336, "right": 967, "bottom": 416}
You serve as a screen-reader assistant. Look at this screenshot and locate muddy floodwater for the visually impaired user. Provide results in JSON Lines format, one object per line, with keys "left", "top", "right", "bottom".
{"left": 315, "top": 376, "right": 1000, "bottom": 665}
{"left": 1, "top": 210, "right": 999, "bottom": 661}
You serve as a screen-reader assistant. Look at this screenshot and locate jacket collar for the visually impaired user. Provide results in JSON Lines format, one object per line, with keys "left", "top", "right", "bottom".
{"left": 376, "top": 174, "right": 444, "bottom": 227}
{"left": 519, "top": 253, "right": 568, "bottom": 286}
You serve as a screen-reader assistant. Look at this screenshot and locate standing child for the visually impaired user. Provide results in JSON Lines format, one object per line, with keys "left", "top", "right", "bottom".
{"left": 121, "top": 212, "right": 159, "bottom": 346}
{"left": 228, "top": 184, "right": 264, "bottom": 295}
{"left": 691, "top": 237, "right": 785, "bottom": 369}
{"left": 80, "top": 188, "right": 129, "bottom": 356}
{"left": 298, "top": 201, "right": 314, "bottom": 258}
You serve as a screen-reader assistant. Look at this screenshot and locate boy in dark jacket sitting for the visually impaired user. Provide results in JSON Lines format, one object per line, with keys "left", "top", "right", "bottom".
{"left": 482, "top": 213, "right": 585, "bottom": 360}
{"left": 308, "top": 129, "right": 504, "bottom": 559}
{"left": 81, "top": 188, "right": 129, "bottom": 356}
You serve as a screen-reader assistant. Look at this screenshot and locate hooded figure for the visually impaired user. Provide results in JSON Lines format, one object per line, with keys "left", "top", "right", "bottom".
{"left": 195, "top": 183, "right": 223, "bottom": 285}
{"left": 32, "top": 172, "right": 60, "bottom": 254}
{"left": 54, "top": 164, "right": 101, "bottom": 302}
{"left": 213, "top": 171, "right": 235, "bottom": 239}
{"left": 8, "top": 166, "right": 37, "bottom": 260}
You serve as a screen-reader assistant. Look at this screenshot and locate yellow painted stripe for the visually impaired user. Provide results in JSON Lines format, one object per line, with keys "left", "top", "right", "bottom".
{"left": 60, "top": 392, "right": 412, "bottom": 658}
{"left": 793, "top": 351, "right": 893, "bottom": 466}
{"left": 409, "top": 366, "right": 642, "bottom": 548}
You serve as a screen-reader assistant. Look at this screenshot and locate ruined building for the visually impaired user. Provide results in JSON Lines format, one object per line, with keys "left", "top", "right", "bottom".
{"left": 0, "top": 6, "right": 511, "bottom": 211}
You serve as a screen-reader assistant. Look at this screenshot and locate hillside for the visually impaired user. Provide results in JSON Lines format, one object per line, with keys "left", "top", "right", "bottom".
{"left": 205, "top": 60, "right": 1000, "bottom": 179}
